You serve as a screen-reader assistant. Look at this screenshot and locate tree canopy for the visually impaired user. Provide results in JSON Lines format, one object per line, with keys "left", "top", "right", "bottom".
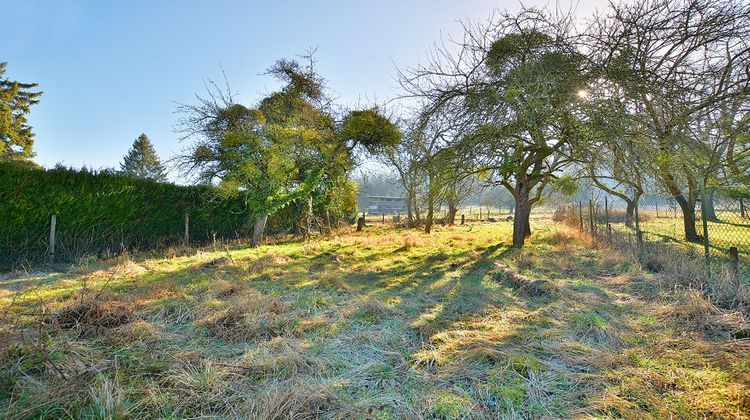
{"left": 120, "top": 133, "right": 167, "bottom": 182}
{"left": 0, "top": 62, "right": 41, "bottom": 163}
{"left": 179, "top": 55, "right": 400, "bottom": 246}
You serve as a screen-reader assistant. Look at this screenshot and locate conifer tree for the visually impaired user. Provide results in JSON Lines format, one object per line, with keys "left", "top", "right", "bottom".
{"left": 120, "top": 133, "right": 167, "bottom": 182}
{"left": 0, "top": 62, "right": 42, "bottom": 162}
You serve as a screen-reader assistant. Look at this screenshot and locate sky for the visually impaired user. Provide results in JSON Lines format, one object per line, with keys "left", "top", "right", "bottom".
{"left": 3, "top": 0, "right": 601, "bottom": 177}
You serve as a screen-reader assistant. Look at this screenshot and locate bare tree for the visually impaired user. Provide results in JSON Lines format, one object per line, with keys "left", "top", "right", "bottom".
{"left": 587, "top": 0, "right": 750, "bottom": 241}
{"left": 399, "top": 8, "right": 589, "bottom": 247}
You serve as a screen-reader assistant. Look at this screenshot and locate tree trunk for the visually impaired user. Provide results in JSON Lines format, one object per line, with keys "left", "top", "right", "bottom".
{"left": 523, "top": 210, "right": 531, "bottom": 238}
{"left": 424, "top": 203, "right": 434, "bottom": 234}
{"left": 414, "top": 194, "right": 421, "bottom": 221}
{"left": 625, "top": 200, "right": 635, "bottom": 228}
{"left": 447, "top": 203, "right": 458, "bottom": 225}
{"left": 674, "top": 198, "right": 701, "bottom": 242}
{"left": 660, "top": 166, "right": 700, "bottom": 242}
{"left": 424, "top": 186, "right": 435, "bottom": 234}
{"left": 251, "top": 214, "right": 268, "bottom": 247}
{"left": 406, "top": 193, "right": 414, "bottom": 223}
{"left": 704, "top": 188, "right": 720, "bottom": 222}
{"left": 512, "top": 184, "right": 532, "bottom": 247}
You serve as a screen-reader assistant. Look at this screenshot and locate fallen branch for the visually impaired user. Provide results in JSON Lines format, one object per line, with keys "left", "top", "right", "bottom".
{"left": 492, "top": 262, "right": 556, "bottom": 297}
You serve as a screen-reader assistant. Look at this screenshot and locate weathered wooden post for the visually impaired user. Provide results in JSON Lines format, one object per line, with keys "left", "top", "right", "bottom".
{"left": 461, "top": 214, "right": 465, "bottom": 225}
{"left": 362, "top": 211, "right": 366, "bottom": 226}
{"left": 589, "top": 200, "right": 595, "bottom": 239}
{"left": 382, "top": 212, "right": 385, "bottom": 223}
{"left": 729, "top": 246, "right": 740, "bottom": 285}
{"left": 48, "top": 214, "right": 57, "bottom": 262}
{"left": 605, "top": 196, "right": 611, "bottom": 243}
{"left": 356, "top": 216, "right": 365, "bottom": 232}
{"left": 655, "top": 200, "right": 659, "bottom": 218}
{"left": 184, "top": 212, "right": 190, "bottom": 245}
{"left": 479, "top": 207, "right": 482, "bottom": 221}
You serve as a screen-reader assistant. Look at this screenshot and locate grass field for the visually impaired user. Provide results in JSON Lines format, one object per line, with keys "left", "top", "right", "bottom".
{"left": 1, "top": 219, "right": 749, "bottom": 418}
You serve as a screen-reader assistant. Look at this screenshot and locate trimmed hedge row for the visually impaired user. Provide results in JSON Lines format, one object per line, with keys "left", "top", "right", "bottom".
{"left": 0, "top": 162, "right": 252, "bottom": 268}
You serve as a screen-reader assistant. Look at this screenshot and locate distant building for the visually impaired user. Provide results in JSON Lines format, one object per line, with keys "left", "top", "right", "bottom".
{"left": 367, "top": 196, "right": 407, "bottom": 215}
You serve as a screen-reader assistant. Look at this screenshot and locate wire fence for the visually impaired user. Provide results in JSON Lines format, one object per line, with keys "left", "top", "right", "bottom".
{"left": 558, "top": 196, "right": 750, "bottom": 311}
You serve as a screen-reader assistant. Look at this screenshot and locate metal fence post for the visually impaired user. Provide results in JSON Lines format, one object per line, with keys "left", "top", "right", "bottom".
{"left": 699, "top": 184, "right": 711, "bottom": 281}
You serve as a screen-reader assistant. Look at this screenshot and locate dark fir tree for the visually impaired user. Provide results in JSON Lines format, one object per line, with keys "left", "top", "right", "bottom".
{"left": 0, "top": 62, "right": 42, "bottom": 162}
{"left": 120, "top": 134, "right": 167, "bottom": 182}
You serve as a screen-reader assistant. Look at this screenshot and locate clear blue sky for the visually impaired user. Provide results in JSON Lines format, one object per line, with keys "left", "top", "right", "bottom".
{"left": 3, "top": 0, "right": 598, "bottom": 174}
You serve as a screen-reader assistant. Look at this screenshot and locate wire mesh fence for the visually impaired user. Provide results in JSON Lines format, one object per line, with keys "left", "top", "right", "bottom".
{"left": 560, "top": 196, "right": 750, "bottom": 311}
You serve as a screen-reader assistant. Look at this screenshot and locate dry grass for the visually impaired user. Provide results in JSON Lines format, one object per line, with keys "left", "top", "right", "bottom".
{"left": 0, "top": 219, "right": 747, "bottom": 418}
{"left": 53, "top": 297, "right": 134, "bottom": 338}
{"left": 196, "top": 289, "right": 291, "bottom": 341}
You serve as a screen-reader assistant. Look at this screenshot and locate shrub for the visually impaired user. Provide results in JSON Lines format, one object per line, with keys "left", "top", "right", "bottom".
{"left": 0, "top": 162, "right": 250, "bottom": 268}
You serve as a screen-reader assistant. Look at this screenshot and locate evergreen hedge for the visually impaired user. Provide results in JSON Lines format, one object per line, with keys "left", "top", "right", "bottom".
{"left": 0, "top": 162, "right": 252, "bottom": 269}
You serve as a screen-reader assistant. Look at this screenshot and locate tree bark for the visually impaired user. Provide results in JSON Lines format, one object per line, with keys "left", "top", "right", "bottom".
{"left": 406, "top": 192, "right": 414, "bottom": 223}
{"left": 704, "top": 188, "right": 720, "bottom": 222}
{"left": 674, "top": 197, "right": 700, "bottom": 242}
{"left": 447, "top": 202, "right": 458, "bottom": 225}
{"left": 625, "top": 200, "right": 635, "bottom": 227}
{"left": 513, "top": 195, "right": 531, "bottom": 247}
{"left": 413, "top": 193, "right": 421, "bottom": 221}
{"left": 624, "top": 190, "right": 642, "bottom": 228}
{"left": 251, "top": 214, "right": 268, "bottom": 247}
{"left": 424, "top": 191, "right": 434, "bottom": 234}
{"left": 523, "top": 210, "right": 531, "bottom": 238}
{"left": 660, "top": 166, "right": 700, "bottom": 242}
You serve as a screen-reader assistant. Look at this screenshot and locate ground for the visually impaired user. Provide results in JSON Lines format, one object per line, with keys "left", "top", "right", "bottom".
{"left": 1, "top": 218, "right": 748, "bottom": 418}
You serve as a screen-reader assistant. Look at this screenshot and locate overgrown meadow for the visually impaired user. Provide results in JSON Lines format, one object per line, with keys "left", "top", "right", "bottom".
{"left": 1, "top": 219, "right": 748, "bottom": 418}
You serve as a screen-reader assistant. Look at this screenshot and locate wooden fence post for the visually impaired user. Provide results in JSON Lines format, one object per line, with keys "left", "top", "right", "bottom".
{"left": 589, "top": 200, "right": 596, "bottom": 239}
{"left": 49, "top": 214, "right": 57, "bottom": 262}
{"left": 184, "top": 212, "right": 190, "bottom": 245}
{"left": 605, "top": 196, "right": 611, "bottom": 243}
{"left": 382, "top": 212, "right": 385, "bottom": 223}
{"left": 461, "top": 214, "right": 465, "bottom": 225}
{"left": 356, "top": 216, "right": 365, "bottom": 232}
